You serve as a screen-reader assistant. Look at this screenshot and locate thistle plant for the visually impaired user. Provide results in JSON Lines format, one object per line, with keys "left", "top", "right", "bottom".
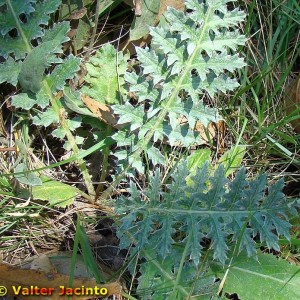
{"left": 0, "top": 0, "right": 95, "bottom": 199}
{"left": 115, "top": 163, "right": 298, "bottom": 299}
{"left": 111, "top": 0, "right": 247, "bottom": 180}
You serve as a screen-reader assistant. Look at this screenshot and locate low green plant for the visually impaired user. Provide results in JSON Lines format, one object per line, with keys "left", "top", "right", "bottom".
{"left": 115, "top": 163, "right": 299, "bottom": 299}
{"left": 101, "top": 0, "right": 248, "bottom": 198}
{"left": 0, "top": 0, "right": 96, "bottom": 201}
{"left": 80, "top": 43, "right": 129, "bottom": 196}
{"left": 1, "top": 0, "right": 299, "bottom": 299}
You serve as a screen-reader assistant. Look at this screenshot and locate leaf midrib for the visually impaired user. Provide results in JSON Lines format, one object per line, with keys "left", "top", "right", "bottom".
{"left": 131, "top": 6, "right": 214, "bottom": 165}
{"left": 99, "top": 6, "right": 214, "bottom": 202}
{"left": 6, "top": 0, "right": 32, "bottom": 53}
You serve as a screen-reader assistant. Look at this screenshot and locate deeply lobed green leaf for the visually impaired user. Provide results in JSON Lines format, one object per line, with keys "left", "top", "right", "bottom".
{"left": 81, "top": 43, "right": 129, "bottom": 104}
{"left": 113, "top": 0, "right": 247, "bottom": 175}
{"left": 0, "top": 0, "right": 61, "bottom": 59}
{"left": 116, "top": 163, "right": 297, "bottom": 265}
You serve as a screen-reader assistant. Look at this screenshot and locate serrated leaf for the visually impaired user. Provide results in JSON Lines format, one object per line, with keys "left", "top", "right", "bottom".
{"left": 146, "top": 146, "right": 166, "bottom": 166}
{"left": 116, "top": 163, "right": 297, "bottom": 265}
{"left": 18, "top": 22, "right": 71, "bottom": 93}
{"left": 68, "top": 116, "right": 82, "bottom": 131}
{"left": 75, "top": 136, "right": 84, "bottom": 145}
{"left": 47, "top": 55, "right": 81, "bottom": 91}
{"left": 11, "top": 92, "right": 38, "bottom": 110}
{"left": 32, "top": 178, "right": 79, "bottom": 207}
{"left": 14, "top": 163, "right": 42, "bottom": 186}
{"left": 52, "top": 127, "right": 67, "bottom": 139}
{"left": 62, "top": 141, "right": 72, "bottom": 151}
{"left": 35, "top": 85, "right": 50, "bottom": 108}
{"left": 0, "top": 0, "right": 62, "bottom": 59}
{"left": 41, "top": 21, "right": 70, "bottom": 46}
{"left": 218, "top": 145, "right": 246, "bottom": 177}
{"left": 0, "top": 0, "right": 35, "bottom": 36}
{"left": 163, "top": 123, "right": 198, "bottom": 147}
{"left": 81, "top": 43, "right": 129, "bottom": 104}
{"left": 113, "top": 0, "right": 246, "bottom": 175}
{"left": 222, "top": 252, "right": 300, "bottom": 300}
{"left": 0, "top": 57, "right": 22, "bottom": 86}
{"left": 32, "top": 107, "right": 59, "bottom": 127}
{"left": 113, "top": 103, "right": 144, "bottom": 131}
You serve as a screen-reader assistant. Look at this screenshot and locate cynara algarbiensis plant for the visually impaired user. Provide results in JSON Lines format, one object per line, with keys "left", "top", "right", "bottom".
{"left": 112, "top": 0, "right": 247, "bottom": 176}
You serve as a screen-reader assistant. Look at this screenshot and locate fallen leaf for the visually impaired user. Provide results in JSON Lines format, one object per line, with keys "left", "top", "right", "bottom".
{"left": 81, "top": 94, "right": 123, "bottom": 128}
{"left": 194, "top": 121, "right": 218, "bottom": 143}
{"left": 67, "top": 7, "right": 87, "bottom": 20}
{"left": 284, "top": 75, "right": 300, "bottom": 133}
{"left": 180, "top": 116, "right": 225, "bottom": 145}
{"left": 0, "top": 263, "right": 122, "bottom": 299}
{"left": 28, "top": 254, "right": 56, "bottom": 273}
{"left": 121, "top": 0, "right": 185, "bottom": 54}
{"left": 155, "top": 0, "right": 185, "bottom": 25}
{"left": 15, "top": 197, "right": 30, "bottom": 208}
{"left": 4, "top": 212, "right": 40, "bottom": 217}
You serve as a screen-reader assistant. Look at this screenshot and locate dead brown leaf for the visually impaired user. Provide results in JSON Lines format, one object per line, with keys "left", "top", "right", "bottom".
{"left": 0, "top": 263, "right": 121, "bottom": 299}
{"left": 81, "top": 94, "right": 118, "bottom": 128}
{"left": 284, "top": 76, "right": 300, "bottom": 133}
{"left": 178, "top": 116, "right": 225, "bottom": 146}
{"left": 121, "top": 0, "right": 185, "bottom": 54}
{"left": 67, "top": 7, "right": 87, "bottom": 20}
{"left": 155, "top": 0, "right": 185, "bottom": 25}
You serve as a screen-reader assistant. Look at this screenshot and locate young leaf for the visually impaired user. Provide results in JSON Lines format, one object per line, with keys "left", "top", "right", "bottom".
{"left": 0, "top": 0, "right": 62, "bottom": 59}
{"left": 14, "top": 163, "right": 42, "bottom": 186}
{"left": 186, "top": 149, "right": 212, "bottom": 187}
{"left": 81, "top": 43, "right": 129, "bottom": 104}
{"left": 218, "top": 145, "right": 246, "bottom": 177}
{"left": 32, "top": 178, "right": 79, "bottom": 208}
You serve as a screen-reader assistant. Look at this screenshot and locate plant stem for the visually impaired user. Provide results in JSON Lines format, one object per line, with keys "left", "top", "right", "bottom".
{"left": 95, "top": 125, "right": 113, "bottom": 200}
{"left": 170, "top": 235, "right": 191, "bottom": 298}
{"left": 96, "top": 6, "right": 213, "bottom": 203}
{"left": 6, "top": 0, "right": 32, "bottom": 53}
{"left": 42, "top": 81, "right": 96, "bottom": 202}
